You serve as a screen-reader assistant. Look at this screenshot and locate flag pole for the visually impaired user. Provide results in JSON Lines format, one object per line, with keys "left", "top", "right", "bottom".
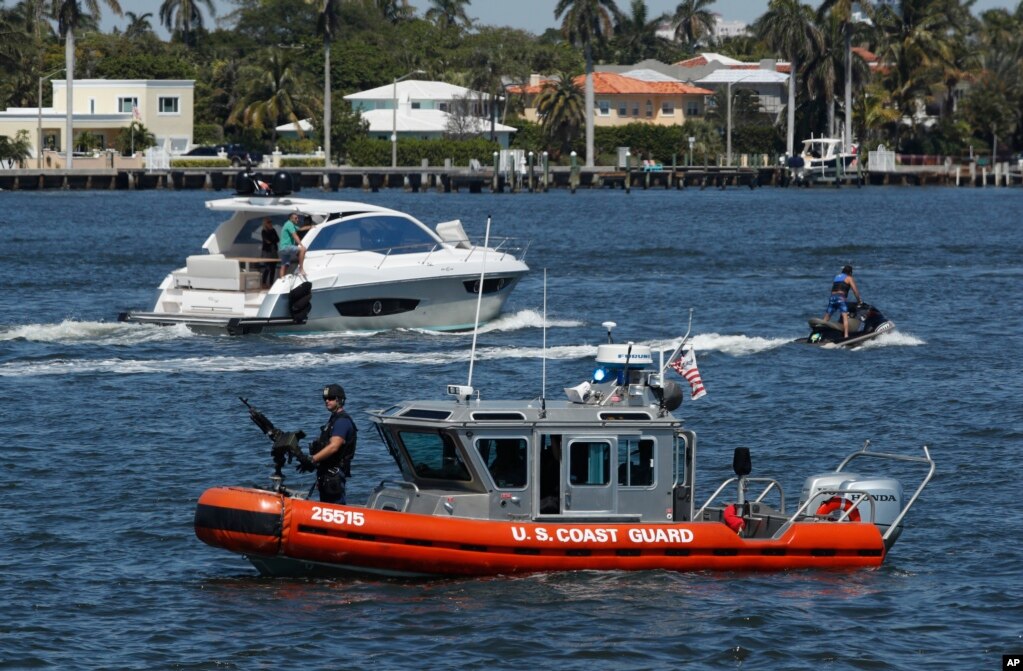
{"left": 660, "top": 308, "right": 694, "bottom": 375}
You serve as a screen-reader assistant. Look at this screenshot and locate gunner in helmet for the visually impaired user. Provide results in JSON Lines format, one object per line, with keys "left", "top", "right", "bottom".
{"left": 821, "top": 265, "right": 863, "bottom": 339}
{"left": 297, "top": 384, "right": 357, "bottom": 504}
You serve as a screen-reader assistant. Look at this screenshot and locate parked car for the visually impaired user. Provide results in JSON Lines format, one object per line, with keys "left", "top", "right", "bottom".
{"left": 183, "top": 144, "right": 263, "bottom": 167}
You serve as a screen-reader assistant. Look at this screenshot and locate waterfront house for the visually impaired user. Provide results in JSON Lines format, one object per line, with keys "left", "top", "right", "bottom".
{"left": 344, "top": 80, "right": 516, "bottom": 148}
{"left": 0, "top": 79, "right": 194, "bottom": 165}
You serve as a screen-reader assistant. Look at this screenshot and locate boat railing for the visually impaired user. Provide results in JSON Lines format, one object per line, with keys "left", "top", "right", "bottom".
{"left": 779, "top": 488, "right": 878, "bottom": 529}
{"left": 695, "top": 476, "right": 785, "bottom": 519}
{"left": 459, "top": 236, "right": 530, "bottom": 263}
{"left": 834, "top": 441, "right": 935, "bottom": 542}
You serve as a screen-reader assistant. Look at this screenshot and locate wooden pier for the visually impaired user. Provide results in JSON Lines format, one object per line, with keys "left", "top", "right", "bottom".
{"left": 0, "top": 164, "right": 1019, "bottom": 192}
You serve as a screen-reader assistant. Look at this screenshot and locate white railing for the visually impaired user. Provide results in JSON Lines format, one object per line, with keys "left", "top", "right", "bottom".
{"left": 867, "top": 144, "right": 896, "bottom": 172}
{"left": 145, "top": 147, "right": 171, "bottom": 172}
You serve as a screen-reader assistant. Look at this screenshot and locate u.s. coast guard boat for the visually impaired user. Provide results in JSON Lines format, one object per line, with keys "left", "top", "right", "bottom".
{"left": 119, "top": 172, "right": 529, "bottom": 334}
{"left": 194, "top": 321, "right": 934, "bottom": 578}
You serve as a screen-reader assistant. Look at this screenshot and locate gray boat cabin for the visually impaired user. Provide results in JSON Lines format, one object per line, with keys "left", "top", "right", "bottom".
{"left": 366, "top": 340, "right": 700, "bottom": 524}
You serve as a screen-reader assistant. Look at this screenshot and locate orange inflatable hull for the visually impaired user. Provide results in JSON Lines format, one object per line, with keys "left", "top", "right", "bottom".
{"left": 195, "top": 487, "right": 886, "bottom": 577}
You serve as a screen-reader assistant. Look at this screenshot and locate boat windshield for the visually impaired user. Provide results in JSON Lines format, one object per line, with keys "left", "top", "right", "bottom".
{"left": 306, "top": 214, "right": 437, "bottom": 255}
{"left": 397, "top": 429, "right": 471, "bottom": 481}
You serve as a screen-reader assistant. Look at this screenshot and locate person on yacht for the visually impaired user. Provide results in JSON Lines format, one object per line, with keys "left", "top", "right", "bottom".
{"left": 259, "top": 218, "right": 279, "bottom": 288}
{"left": 822, "top": 265, "right": 863, "bottom": 339}
{"left": 277, "top": 212, "right": 307, "bottom": 278}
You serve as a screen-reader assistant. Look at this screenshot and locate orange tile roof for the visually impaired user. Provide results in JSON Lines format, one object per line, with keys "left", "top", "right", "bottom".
{"left": 509, "top": 72, "right": 713, "bottom": 96}
{"left": 675, "top": 56, "right": 709, "bottom": 67}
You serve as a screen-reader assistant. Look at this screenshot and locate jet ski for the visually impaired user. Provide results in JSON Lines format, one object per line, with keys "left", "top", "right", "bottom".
{"left": 806, "top": 302, "right": 895, "bottom": 347}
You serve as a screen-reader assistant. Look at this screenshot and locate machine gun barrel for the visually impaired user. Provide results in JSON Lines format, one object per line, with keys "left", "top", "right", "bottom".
{"left": 240, "top": 396, "right": 279, "bottom": 439}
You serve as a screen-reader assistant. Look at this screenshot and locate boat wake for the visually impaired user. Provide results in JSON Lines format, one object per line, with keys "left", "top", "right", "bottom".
{"left": 0, "top": 320, "right": 194, "bottom": 345}
{"left": 847, "top": 330, "right": 925, "bottom": 349}
{"left": 409, "top": 309, "right": 585, "bottom": 335}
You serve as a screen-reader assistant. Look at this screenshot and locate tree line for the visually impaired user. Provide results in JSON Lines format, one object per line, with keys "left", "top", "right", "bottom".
{"left": 0, "top": 0, "right": 1020, "bottom": 167}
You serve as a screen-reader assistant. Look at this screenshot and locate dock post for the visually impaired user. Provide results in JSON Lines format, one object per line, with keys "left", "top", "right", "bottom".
{"left": 542, "top": 151, "right": 549, "bottom": 192}
{"left": 569, "top": 151, "right": 578, "bottom": 194}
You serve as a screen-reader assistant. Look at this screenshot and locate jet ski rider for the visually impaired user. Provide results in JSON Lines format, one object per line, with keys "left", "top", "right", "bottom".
{"left": 821, "top": 265, "right": 863, "bottom": 339}
{"left": 298, "top": 384, "right": 357, "bottom": 504}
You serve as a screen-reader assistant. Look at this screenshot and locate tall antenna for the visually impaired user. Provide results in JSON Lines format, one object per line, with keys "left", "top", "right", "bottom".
{"left": 540, "top": 268, "right": 547, "bottom": 414}
{"left": 466, "top": 215, "right": 491, "bottom": 390}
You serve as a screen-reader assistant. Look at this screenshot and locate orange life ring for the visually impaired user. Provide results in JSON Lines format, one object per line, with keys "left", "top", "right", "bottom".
{"left": 815, "top": 496, "right": 861, "bottom": 522}
{"left": 722, "top": 504, "right": 745, "bottom": 534}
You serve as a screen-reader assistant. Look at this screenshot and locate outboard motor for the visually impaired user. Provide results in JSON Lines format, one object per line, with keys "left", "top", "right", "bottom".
{"left": 801, "top": 472, "right": 905, "bottom": 543}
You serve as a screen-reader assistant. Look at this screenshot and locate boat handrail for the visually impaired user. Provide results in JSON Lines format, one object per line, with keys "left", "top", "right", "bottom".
{"left": 834, "top": 442, "right": 935, "bottom": 542}
{"left": 376, "top": 479, "right": 420, "bottom": 494}
{"left": 776, "top": 488, "right": 877, "bottom": 535}
{"left": 694, "top": 476, "right": 785, "bottom": 519}
{"left": 420, "top": 243, "right": 441, "bottom": 264}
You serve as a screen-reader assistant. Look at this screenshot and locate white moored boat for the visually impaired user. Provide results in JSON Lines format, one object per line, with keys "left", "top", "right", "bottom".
{"left": 788, "top": 136, "right": 859, "bottom": 184}
{"left": 119, "top": 173, "right": 529, "bottom": 334}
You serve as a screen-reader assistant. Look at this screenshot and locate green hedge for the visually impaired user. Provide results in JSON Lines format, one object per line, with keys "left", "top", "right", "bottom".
{"left": 346, "top": 137, "right": 501, "bottom": 167}
{"left": 281, "top": 157, "right": 327, "bottom": 167}
{"left": 170, "top": 158, "right": 232, "bottom": 168}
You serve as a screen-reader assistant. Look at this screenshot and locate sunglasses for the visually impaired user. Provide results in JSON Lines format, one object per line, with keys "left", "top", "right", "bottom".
{"left": 324, "top": 396, "right": 338, "bottom": 402}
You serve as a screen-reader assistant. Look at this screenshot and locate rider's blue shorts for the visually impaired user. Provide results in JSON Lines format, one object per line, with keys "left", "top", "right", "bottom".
{"left": 826, "top": 294, "right": 848, "bottom": 316}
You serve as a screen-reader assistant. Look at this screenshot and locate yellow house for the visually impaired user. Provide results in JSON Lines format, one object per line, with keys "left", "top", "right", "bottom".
{"left": 0, "top": 79, "right": 194, "bottom": 163}
{"left": 511, "top": 72, "right": 714, "bottom": 127}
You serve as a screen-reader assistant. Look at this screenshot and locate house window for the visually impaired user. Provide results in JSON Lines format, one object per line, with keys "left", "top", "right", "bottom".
{"left": 598, "top": 100, "right": 610, "bottom": 116}
{"left": 411, "top": 101, "right": 421, "bottom": 109}
{"left": 632, "top": 102, "right": 639, "bottom": 116}
{"left": 687, "top": 101, "right": 701, "bottom": 117}
{"left": 118, "top": 97, "right": 138, "bottom": 114}
{"left": 89, "top": 98, "right": 96, "bottom": 114}
{"left": 661, "top": 101, "right": 674, "bottom": 116}
{"left": 158, "top": 97, "right": 179, "bottom": 114}
{"left": 645, "top": 100, "right": 653, "bottom": 117}
{"left": 618, "top": 101, "right": 627, "bottom": 116}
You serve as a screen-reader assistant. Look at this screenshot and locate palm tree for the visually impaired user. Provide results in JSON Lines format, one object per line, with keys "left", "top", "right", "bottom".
{"left": 229, "top": 50, "right": 315, "bottom": 146}
{"left": 816, "top": 0, "right": 869, "bottom": 151}
{"left": 555, "top": 0, "right": 620, "bottom": 167}
{"left": 613, "top": 0, "right": 667, "bottom": 63}
{"left": 425, "top": 0, "right": 472, "bottom": 30}
{"left": 158, "top": 0, "right": 215, "bottom": 47}
{"left": 50, "top": 0, "right": 123, "bottom": 169}
{"left": 534, "top": 73, "right": 585, "bottom": 158}
{"left": 309, "top": 0, "right": 342, "bottom": 167}
{"left": 872, "top": 0, "right": 958, "bottom": 148}
{"left": 671, "top": 0, "right": 716, "bottom": 52}
{"left": 754, "top": 0, "right": 823, "bottom": 156}
{"left": 376, "top": 0, "right": 414, "bottom": 24}
{"left": 123, "top": 11, "right": 154, "bottom": 39}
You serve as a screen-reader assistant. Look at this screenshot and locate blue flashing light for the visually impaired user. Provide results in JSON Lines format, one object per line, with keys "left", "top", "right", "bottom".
{"left": 593, "top": 367, "right": 609, "bottom": 383}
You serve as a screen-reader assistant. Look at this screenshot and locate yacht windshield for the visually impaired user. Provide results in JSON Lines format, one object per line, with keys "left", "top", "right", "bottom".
{"left": 306, "top": 214, "right": 437, "bottom": 255}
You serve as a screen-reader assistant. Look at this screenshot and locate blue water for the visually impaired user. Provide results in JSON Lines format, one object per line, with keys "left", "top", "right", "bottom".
{"left": 1, "top": 186, "right": 1021, "bottom": 669}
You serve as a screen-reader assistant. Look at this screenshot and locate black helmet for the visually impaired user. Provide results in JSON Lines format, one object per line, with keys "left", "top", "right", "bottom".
{"left": 842, "top": 265, "right": 853, "bottom": 275}
{"left": 323, "top": 384, "right": 346, "bottom": 405}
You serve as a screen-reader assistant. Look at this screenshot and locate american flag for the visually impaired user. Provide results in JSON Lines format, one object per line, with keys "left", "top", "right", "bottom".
{"left": 669, "top": 346, "right": 707, "bottom": 400}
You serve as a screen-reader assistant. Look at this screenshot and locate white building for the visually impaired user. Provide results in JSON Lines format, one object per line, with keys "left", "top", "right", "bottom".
{"left": 0, "top": 79, "right": 194, "bottom": 162}
{"left": 344, "top": 79, "right": 516, "bottom": 148}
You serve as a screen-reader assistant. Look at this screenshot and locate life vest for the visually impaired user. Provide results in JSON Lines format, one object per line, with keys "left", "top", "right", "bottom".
{"left": 831, "top": 273, "right": 850, "bottom": 296}
{"left": 815, "top": 496, "right": 861, "bottom": 522}
{"left": 722, "top": 504, "right": 745, "bottom": 534}
{"left": 317, "top": 409, "right": 358, "bottom": 473}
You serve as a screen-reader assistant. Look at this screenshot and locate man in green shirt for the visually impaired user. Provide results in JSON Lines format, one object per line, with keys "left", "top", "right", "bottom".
{"left": 277, "top": 212, "right": 307, "bottom": 278}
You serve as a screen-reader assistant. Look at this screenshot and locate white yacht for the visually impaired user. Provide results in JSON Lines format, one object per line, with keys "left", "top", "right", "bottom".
{"left": 119, "top": 174, "right": 529, "bottom": 334}
{"left": 789, "top": 136, "right": 858, "bottom": 184}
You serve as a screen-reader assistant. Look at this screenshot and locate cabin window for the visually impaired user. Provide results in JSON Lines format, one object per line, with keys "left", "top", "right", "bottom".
{"left": 618, "top": 438, "right": 655, "bottom": 487}
{"left": 397, "top": 430, "right": 470, "bottom": 481}
{"left": 569, "top": 440, "right": 611, "bottom": 486}
{"left": 306, "top": 214, "right": 437, "bottom": 255}
{"left": 476, "top": 437, "right": 528, "bottom": 488}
